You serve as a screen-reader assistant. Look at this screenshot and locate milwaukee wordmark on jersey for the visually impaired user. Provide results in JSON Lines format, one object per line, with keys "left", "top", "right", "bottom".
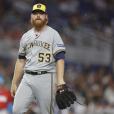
{"left": 26, "top": 40, "right": 50, "bottom": 51}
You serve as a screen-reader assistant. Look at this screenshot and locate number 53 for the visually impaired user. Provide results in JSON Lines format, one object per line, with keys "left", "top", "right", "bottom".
{"left": 38, "top": 53, "right": 51, "bottom": 62}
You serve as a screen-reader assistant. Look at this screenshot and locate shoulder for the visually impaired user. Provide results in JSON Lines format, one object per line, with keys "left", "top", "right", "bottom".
{"left": 46, "top": 26, "right": 59, "bottom": 34}
{"left": 46, "top": 26, "right": 61, "bottom": 40}
{"left": 20, "top": 28, "right": 34, "bottom": 42}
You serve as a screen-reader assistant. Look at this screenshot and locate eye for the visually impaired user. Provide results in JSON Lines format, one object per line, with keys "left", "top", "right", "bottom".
{"left": 32, "top": 12, "right": 38, "bottom": 15}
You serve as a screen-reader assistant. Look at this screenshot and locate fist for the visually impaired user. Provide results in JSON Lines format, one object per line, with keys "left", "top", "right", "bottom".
{"left": 11, "top": 83, "right": 18, "bottom": 97}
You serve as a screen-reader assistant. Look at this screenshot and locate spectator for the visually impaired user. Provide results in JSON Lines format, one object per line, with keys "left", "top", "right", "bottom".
{"left": 104, "top": 79, "right": 114, "bottom": 105}
{"left": 0, "top": 75, "right": 13, "bottom": 114}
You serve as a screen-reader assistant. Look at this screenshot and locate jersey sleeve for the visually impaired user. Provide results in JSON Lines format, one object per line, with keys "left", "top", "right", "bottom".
{"left": 53, "top": 31, "right": 66, "bottom": 56}
{"left": 18, "top": 35, "right": 26, "bottom": 58}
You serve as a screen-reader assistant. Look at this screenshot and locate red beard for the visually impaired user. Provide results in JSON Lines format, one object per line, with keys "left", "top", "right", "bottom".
{"left": 31, "top": 18, "right": 47, "bottom": 31}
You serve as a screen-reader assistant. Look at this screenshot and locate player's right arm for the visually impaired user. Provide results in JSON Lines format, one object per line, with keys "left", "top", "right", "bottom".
{"left": 11, "top": 58, "right": 26, "bottom": 97}
{"left": 11, "top": 34, "right": 26, "bottom": 97}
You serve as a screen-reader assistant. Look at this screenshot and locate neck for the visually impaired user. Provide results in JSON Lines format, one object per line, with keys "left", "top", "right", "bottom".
{"left": 34, "top": 25, "right": 46, "bottom": 32}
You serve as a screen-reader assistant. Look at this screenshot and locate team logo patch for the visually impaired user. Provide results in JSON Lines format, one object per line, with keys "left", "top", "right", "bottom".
{"left": 37, "top": 4, "right": 41, "bottom": 8}
{"left": 57, "top": 44, "right": 65, "bottom": 47}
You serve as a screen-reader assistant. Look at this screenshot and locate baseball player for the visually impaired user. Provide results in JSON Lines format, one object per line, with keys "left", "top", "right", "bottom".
{"left": 11, "top": 2, "right": 76, "bottom": 114}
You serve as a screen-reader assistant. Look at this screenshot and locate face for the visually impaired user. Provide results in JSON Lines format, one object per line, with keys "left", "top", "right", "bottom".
{"left": 31, "top": 11, "right": 48, "bottom": 30}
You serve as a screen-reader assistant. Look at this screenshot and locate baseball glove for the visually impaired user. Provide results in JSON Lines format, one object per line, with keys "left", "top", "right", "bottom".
{"left": 55, "top": 84, "right": 76, "bottom": 109}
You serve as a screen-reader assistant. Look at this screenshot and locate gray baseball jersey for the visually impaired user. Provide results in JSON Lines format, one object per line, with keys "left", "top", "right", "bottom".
{"left": 18, "top": 25, "right": 65, "bottom": 72}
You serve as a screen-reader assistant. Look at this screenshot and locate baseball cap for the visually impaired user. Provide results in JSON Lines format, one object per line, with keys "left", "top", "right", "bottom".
{"left": 32, "top": 3, "right": 47, "bottom": 14}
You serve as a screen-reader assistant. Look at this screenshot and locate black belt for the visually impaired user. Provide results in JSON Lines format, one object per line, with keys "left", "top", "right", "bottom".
{"left": 25, "top": 70, "right": 48, "bottom": 75}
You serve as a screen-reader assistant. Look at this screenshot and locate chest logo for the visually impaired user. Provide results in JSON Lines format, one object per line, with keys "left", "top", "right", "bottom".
{"left": 26, "top": 40, "right": 50, "bottom": 50}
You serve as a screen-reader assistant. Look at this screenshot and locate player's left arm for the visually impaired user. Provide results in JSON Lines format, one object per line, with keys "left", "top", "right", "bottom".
{"left": 55, "top": 52, "right": 77, "bottom": 110}
{"left": 53, "top": 31, "right": 66, "bottom": 86}
{"left": 53, "top": 32, "right": 76, "bottom": 110}
{"left": 56, "top": 58, "right": 65, "bottom": 86}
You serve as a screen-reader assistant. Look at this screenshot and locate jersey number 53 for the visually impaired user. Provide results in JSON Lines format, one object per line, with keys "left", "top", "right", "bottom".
{"left": 38, "top": 53, "right": 51, "bottom": 62}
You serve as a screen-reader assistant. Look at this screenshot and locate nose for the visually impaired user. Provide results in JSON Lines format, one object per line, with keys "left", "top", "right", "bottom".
{"left": 36, "top": 13, "right": 40, "bottom": 17}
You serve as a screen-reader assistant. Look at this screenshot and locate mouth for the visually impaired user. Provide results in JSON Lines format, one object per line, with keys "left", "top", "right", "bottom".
{"left": 35, "top": 19, "right": 42, "bottom": 23}
{"left": 36, "top": 18, "right": 41, "bottom": 20}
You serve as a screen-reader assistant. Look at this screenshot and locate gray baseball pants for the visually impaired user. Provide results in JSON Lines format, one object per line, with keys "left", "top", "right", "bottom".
{"left": 13, "top": 72, "right": 56, "bottom": 114}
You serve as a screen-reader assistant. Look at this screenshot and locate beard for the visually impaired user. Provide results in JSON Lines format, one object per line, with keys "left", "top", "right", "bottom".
{"left": 31, "top": 18, "right": 48, "bottom": 31}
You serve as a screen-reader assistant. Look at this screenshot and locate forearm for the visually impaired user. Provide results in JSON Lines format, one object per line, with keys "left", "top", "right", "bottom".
{"left": 56, "top": 59, "right": 65, "bottom": 86}
{"left": 12, "top": 59, "right": 25, "bottom": 85}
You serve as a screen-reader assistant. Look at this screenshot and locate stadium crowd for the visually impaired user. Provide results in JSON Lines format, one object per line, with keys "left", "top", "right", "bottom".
{"left": 0, "top": 0, "right": 114, "bottom": 114}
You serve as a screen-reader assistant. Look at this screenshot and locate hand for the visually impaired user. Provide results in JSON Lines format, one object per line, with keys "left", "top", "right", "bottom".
{"left": 11, "top": 83, "right": 18, "bottom": 97}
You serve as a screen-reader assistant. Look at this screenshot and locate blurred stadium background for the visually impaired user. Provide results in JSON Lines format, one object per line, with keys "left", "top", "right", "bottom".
{"left": 0, "top": 0, "right": 114, "bottom": 114}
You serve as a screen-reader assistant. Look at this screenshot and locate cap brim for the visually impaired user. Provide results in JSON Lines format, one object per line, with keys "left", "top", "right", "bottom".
{"left": 32, "top": 9, "right": 46, "bottom": 14}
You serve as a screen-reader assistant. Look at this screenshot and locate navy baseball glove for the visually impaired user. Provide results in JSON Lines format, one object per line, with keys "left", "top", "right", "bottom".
{"left": 56, "top": 84, "right": 76, "bottom": 109}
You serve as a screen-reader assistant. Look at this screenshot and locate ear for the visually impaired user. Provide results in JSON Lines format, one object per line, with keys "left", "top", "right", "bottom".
{"left": 45, "top": 14, "right": 48, "bottom": 24}
{"left": 30, "top": 14, "right": 32, "bottom": 19}
{"left": 46, "top": 14, "right": 48, "bottom": 18}
{"left": 30, "top": 14, "right": 33, "bottom": 25}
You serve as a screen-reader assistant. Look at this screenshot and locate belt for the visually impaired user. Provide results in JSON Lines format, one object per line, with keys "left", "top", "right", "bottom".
{"left": 25, "top": 70, "right": 48, "bottom": 75}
